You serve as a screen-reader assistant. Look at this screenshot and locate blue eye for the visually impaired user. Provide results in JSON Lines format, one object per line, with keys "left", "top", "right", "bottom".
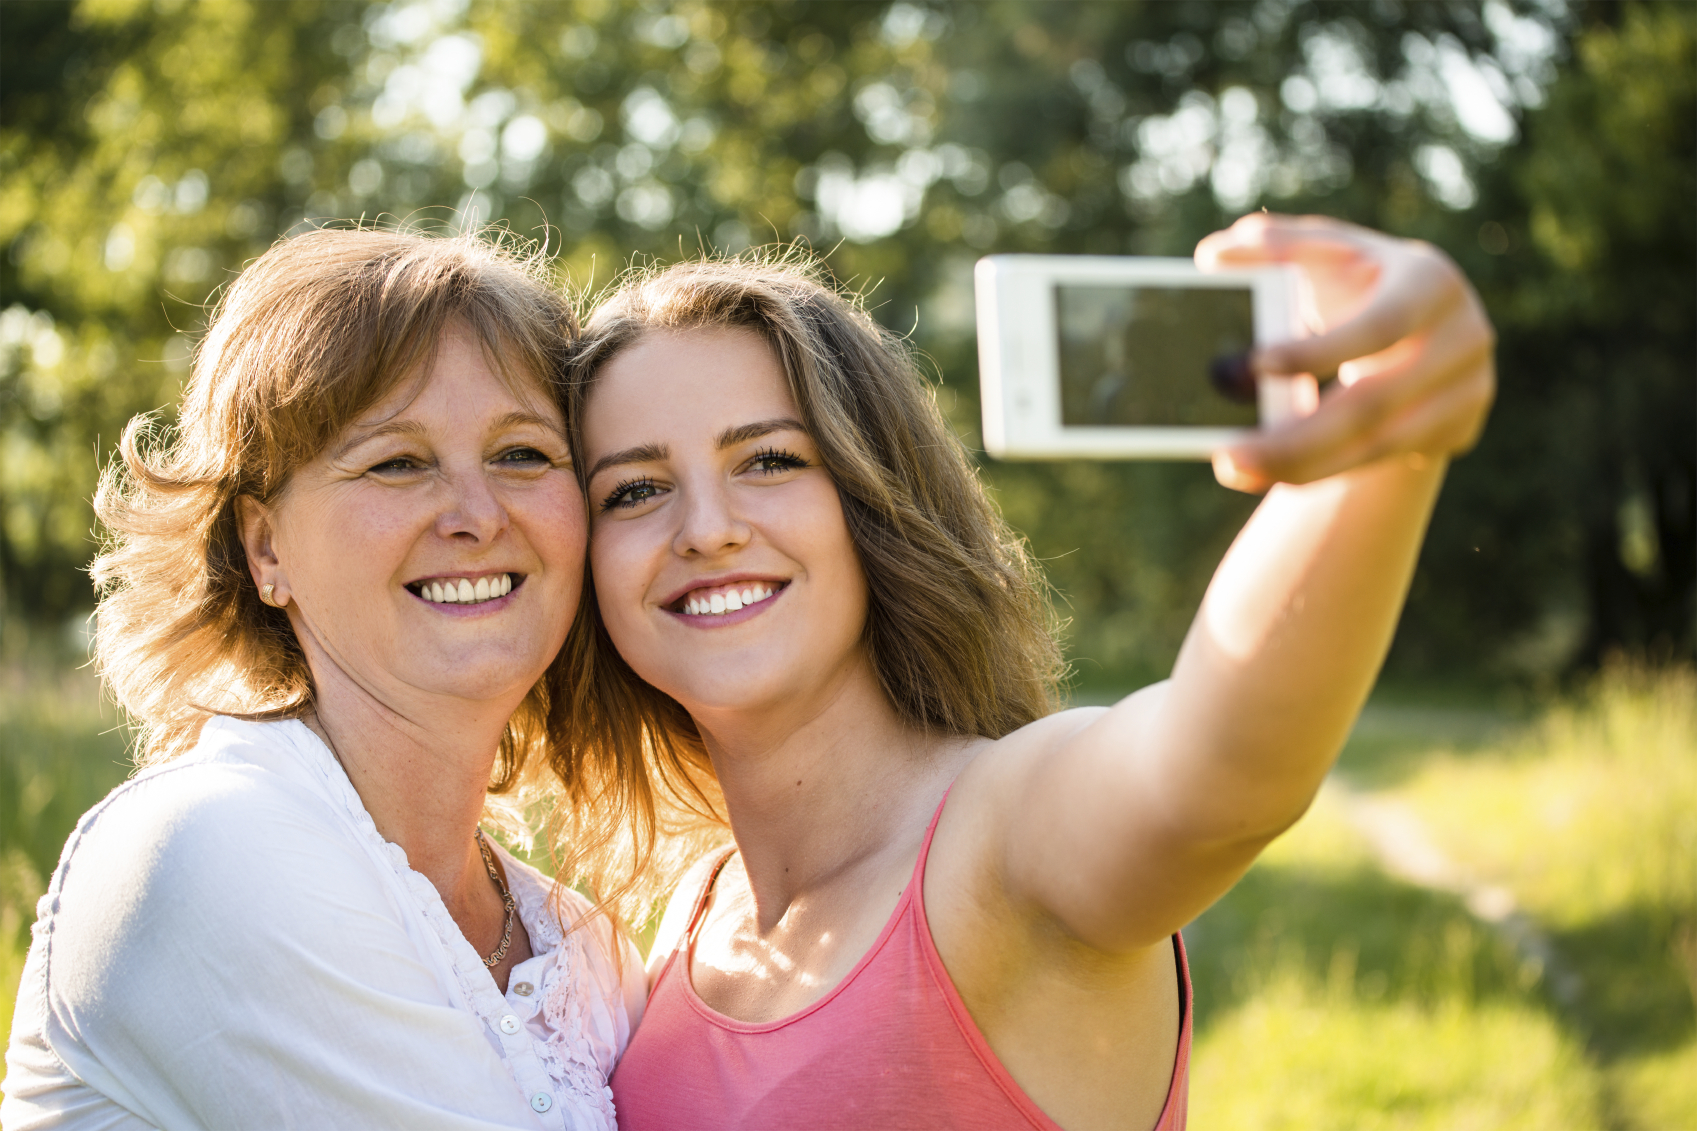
{"left": 601, "top": 477, "right": 662, "bottom": 511}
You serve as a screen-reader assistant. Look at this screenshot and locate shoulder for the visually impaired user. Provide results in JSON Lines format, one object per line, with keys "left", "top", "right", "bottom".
{"left": 641, "top": 848, "right": 729, "bottom": 985}
{"left": 60, "top": 717, "right": 354, "bottom": 897}
{"left": 44, "top": 717, "right": 403, "bottom": 991}
{"left": 949, "top": 704, "right": 1115, "bottom": 811}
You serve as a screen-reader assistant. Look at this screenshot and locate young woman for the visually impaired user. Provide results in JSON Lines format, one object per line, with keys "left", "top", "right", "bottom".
{"left": 564, "top": 214, "right": 1494, "bottom": 1130}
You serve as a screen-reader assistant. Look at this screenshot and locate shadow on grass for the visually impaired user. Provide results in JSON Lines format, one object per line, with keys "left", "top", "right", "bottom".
{"left": 1187, "top": 855, "right": 1697, "bottom": 1072}
{"left": 1186, "top": 859, "right": 1545, "bottom": 1030}
{"left": 1335, "top": 703, "right": 1524, "bottom": 791}
{"left": 1552, "top": 904, "right": 1697, "bottom": 1062}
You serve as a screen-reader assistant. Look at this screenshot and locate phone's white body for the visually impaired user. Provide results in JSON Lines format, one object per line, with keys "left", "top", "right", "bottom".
{"left": 975, "top": 255, "right": 1313, "bottom": 460}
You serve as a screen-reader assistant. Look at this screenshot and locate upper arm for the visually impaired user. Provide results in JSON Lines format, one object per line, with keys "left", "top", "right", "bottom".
{"left": 42, "top": 766, "right": 547, "bottom": 1130}
{"left": 957, "top": 684, "right": 1283, "bottom": 955}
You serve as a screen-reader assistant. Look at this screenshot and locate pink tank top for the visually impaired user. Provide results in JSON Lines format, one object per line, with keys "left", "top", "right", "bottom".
{"left": 610, "top": 793, "right": 1192, "bottom": 1130}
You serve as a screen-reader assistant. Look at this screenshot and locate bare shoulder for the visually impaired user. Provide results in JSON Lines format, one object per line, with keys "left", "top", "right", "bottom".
{"left": 643, "top": 847, "right": 730, "bottom": 986}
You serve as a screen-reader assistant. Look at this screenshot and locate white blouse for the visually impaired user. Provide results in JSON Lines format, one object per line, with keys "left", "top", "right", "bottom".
{"left": 2, "top": 717, "right": 645, "bottom": 1131}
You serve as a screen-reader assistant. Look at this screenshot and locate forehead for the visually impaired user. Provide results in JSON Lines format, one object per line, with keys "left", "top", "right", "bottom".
{"left": 585, "top": 326, "right": 797, "bottom": 445}
{"left": 363, "top": 323, "right": 561, "bottom": 426}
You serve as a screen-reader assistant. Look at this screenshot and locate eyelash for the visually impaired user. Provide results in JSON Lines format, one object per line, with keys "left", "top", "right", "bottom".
{"left": 598, "top": 448, "right": 808, "bottom": 511}
{"left": 748, "top": 447, "right": 809, "bottom": 474}
{"left": 600, "top": 477, "right": 660, "bottom": 512}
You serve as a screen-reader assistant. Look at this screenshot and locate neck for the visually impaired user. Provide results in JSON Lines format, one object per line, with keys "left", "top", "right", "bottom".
{"left": 689, "top": 656, "right": 969, "bottom": 926}
{"left": 301, "top": 645, "right": 521, "bottom": 918}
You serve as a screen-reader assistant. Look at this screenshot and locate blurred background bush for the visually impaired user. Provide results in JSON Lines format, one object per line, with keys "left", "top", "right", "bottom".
{"left": 2, "top": 1, "right": 1692, "bottom": 1126}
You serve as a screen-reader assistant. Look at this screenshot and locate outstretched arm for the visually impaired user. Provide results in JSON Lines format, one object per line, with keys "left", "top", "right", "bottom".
{"left": 990, "top": 214, "right": 1495, "bottom": 952}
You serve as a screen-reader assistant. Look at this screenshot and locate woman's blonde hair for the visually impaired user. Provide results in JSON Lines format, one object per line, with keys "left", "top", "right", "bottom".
{"left": 549, "top": 251, "right": 1066, "bottom": 917}
{"left": 92, "top": 226, "right": 577, "bottom": 790}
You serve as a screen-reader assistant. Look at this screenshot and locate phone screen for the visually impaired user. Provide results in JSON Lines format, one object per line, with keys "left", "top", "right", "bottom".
{"left": 1055, "top": 284, "right": 1257, "bottom": 428}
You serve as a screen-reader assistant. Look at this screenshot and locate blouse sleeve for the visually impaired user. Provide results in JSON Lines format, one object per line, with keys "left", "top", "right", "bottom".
{"left": 14, "top": 759, "right": 549, "bottom": 1131}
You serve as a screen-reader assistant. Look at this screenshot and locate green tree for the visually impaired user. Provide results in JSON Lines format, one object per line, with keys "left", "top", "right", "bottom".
{"left": 5, "top": 0, "right": 1687, "bottom": 684}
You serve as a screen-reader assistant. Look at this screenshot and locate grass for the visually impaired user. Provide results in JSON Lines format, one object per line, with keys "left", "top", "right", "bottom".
{"left": 0, "top": 641, "right": 135, "bottom": 1032}
{"left": 1184, "top": 660, "right": 1695, "bottom": 1129}
{"left": 2, "top": 649, "right": 1692, "bottom": 1129}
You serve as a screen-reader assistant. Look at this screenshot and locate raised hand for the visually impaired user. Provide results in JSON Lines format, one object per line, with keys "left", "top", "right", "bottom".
{"left": 1196, "top": 212, "right": 1496, "bottom": 493}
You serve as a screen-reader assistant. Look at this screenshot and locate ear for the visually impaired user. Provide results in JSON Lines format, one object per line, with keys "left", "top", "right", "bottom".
{"left": 235, "top": 495, "right": 289, "bottom": 606}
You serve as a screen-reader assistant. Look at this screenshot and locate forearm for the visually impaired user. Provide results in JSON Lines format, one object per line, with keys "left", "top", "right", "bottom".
{"left": 1153, "top": 452, "right": 1446, "bottom": 841}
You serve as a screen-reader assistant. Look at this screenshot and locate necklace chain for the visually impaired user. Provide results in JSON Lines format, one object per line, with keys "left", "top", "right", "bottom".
{"left": 474, "top": 828, "right": 518, "bottom": 969}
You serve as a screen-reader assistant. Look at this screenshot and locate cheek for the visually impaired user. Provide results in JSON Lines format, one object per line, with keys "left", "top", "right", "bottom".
{"left": 588, "top": 520, "right": 654, "bottom": 635}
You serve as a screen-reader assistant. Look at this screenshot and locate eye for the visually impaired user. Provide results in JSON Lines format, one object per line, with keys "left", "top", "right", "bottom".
{"left": 368, "top": 455, "right": 425, "bottom": 475}
{"left": 494, "top": 445, "right": 553, "bottom": 467}
{"left": 600, "top": 477, "right": 664, "bottom": 511}
{"left": 747, "top": 447, "right": 809, "bottom": 475}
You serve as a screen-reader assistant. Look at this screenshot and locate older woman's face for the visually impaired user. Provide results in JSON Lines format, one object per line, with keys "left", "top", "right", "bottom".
{"left": 243, "top": 324, "right": 584, "bottom": 711}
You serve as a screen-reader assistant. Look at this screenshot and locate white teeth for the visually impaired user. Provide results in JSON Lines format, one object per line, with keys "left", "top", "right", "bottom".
{"left": 680, "top": 583, "right": 782, "bottom": 616}
{"left": 419, "top": 574, "right": 513, "bottom": 606}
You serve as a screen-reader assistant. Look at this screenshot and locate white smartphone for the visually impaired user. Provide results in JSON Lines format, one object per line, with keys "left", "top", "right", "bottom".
{"left": 974, "top": 255, "right": 1316, "bottom": 460}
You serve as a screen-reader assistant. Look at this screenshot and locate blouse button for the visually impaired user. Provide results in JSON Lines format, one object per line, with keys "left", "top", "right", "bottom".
{"left": 512, "top": 981, "right": 534, "bottom": 997}
{"left": 498, "top": 1014, "right": 521, "bottom": 1035}
{"left": 531, "top": 1092, "right": 553, "bottom": 1113}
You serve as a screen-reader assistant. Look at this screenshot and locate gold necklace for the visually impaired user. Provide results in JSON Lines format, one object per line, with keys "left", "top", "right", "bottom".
{"left": 474, "top": 829, "right": 518, "bottom": 969}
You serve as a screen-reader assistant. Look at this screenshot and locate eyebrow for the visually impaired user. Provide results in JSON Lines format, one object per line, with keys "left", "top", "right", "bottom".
{"left": 333, "top": 410, "right": 564, "bottom": 461}
{"left": 715, "top": 417, "right": 807, "bottom": 449}
{"left": 587, "top": 417, "right": 808, "bottom": 481}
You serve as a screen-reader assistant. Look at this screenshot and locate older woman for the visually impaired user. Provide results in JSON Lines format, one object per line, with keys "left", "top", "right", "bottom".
{"left": 2, "top": 230, "right": 643, "bottom": 1130}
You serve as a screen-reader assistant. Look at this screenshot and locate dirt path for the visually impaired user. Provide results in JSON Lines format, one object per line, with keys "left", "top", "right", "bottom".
{"left": 1324, "top": 774, "right": 1582, "bottom": 1007}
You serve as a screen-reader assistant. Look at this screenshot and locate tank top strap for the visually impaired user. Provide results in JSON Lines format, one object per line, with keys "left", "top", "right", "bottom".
{"left": 684, "top": 846, "right": 740, "bottom": 943}
{"left": 909, "top": 784, "right": 955, "bottom": 888}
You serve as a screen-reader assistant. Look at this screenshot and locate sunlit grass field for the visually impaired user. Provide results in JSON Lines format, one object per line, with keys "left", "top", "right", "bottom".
{"left": 3, "top": 640, "right": 1692, "bottom": 1128}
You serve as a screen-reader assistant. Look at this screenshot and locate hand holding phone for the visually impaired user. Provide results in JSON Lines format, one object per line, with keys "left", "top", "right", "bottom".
{"left": 1195, "top": 213, "right": 1495, "bottom": 493}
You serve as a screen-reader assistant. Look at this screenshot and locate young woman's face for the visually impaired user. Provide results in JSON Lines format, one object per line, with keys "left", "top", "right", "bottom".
{"left": 581, "top": 326, "right": 870, "bottom": 717}
{"left": 249, "top": 324, "right": 585, "bottom": 708}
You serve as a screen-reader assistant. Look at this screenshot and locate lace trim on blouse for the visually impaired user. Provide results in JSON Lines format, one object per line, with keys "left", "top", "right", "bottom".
{"left": 283, "top": 720, "right": 619, "bottom": 1131}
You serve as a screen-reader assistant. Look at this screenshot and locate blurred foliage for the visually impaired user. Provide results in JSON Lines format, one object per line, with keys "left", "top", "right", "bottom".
{"left": 1, "top": 0, "right": 1691, "bottom": 683}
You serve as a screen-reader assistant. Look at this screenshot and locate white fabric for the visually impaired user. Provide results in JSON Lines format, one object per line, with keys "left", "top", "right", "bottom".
{"left": 2, "top": 717, "right": 645, "bottom": 1131}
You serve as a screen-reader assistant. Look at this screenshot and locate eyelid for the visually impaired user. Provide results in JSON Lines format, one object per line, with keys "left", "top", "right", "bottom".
{"left": 600, "top": 475, "right": 662, "bottom": 511}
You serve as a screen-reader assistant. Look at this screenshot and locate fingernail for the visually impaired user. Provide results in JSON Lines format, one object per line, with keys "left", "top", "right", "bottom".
{"left": 1209, "top": 350, "right": 1257, "bottom": 404}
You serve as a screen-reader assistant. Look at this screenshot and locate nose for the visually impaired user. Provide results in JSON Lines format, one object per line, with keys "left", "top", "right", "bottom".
{"left": 434, "top": 465, "right": 509, "bottom": 544}
{"left": 672, "top": 476, "right": 751, "bottom": 559}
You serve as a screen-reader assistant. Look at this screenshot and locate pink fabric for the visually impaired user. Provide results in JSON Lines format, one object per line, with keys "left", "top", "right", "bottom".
{"left": 610, "top": 794, "right": 1192, "bottom": 1130}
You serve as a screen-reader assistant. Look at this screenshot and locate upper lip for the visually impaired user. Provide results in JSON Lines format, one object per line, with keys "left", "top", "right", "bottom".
{"left": 661, "top": 572, "right": 788, "bottom": 608}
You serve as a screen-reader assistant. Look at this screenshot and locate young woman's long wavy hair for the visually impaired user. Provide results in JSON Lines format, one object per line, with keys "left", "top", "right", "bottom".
{"left": 92, "top": 226, "right": 577, "bottom": 799}
{"left": 551, "top": 251, "right": 1067, "bottom": 917}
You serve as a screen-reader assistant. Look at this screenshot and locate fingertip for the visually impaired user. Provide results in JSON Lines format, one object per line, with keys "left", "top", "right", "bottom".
{"left": 1212, "top": 448, "right": 1272, "bottom": 495}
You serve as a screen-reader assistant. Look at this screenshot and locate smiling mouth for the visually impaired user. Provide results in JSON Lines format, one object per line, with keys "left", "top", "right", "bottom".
{"left": 672, "top": 581, "right": 785, "bottom": 617}
{"left": 406, "top": 573, "right": 520, "bottom": 606}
